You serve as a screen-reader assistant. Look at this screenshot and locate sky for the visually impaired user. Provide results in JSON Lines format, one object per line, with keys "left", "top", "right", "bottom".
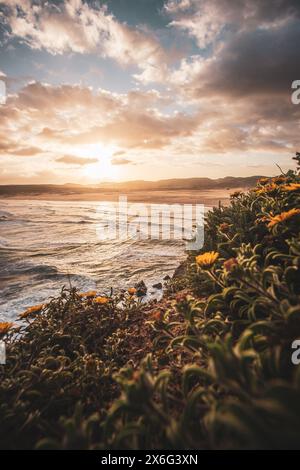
{"left": 0, "top": 0, "right": 300, "bottom": 184}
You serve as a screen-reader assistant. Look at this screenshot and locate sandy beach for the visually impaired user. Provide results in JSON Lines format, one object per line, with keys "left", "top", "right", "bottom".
{"left": 1, "top": 188, "right": 247, "bottom": 206}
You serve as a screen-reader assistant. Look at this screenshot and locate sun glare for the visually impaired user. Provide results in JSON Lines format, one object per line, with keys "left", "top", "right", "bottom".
{"left": 84, "top": 157, "right": 118, "bottom": 182}
{"left": 72, "top": 144, "right": 119, "bottom": 182}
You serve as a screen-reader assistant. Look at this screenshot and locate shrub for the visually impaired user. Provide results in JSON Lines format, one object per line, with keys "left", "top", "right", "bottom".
{"left": 1, "top": 154, "right": 300, "bottom": 449}
{"left": 104, "top": 154, "right": 300, "bottom": 449}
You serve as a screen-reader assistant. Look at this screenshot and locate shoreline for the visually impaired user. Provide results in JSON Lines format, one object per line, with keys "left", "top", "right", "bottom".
{"left": 1, "top": 168, "right": 300, "bottom": 449}
{"left": 0, "top": 187, "right": 248, "bottom": 206}
{"left": 0, "top": 188, "right": 237, "bottom": 319}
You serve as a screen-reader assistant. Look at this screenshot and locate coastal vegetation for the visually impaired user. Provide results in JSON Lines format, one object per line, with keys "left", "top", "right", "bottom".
{"left": 1, "top": 154, "right": 300, "bottom": 449}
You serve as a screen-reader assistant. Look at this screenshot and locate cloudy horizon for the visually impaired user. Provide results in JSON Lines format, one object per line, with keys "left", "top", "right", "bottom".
{"left": 0, "top": 0, "right": 300, "bottom": 184}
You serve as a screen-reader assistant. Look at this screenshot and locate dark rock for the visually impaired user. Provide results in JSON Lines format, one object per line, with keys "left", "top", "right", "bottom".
{"left": 152, "top": 282, "right": 162, "bottom": 289}
{"left": 134, "top": 280, "right": 147, "bottom": 297}
{"left": 173, "top": 261, "right": 187, "bottom": 279}
{"left": 163, "top": 275, "right": 171, "bottom": 281}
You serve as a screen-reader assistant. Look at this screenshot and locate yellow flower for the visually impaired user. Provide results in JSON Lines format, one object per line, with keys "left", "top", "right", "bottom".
{"left": 19, "top": 304, "right": 44, "bottom": 319}
{"left": 0, "top": 322, "right": 14, "bottom": 336}
{"left": 255, "top": 183, "right": 278, "bottom": 195}
{"left": 267, "top": 208, "right": 300, "bottom": 228}
{"left": 94, "top": 296, "right": 109, "bottom": 304}
{"left": 78, "top": 290, "right": 97, "bottom": 299}
{"left": 258, "top": 177, "right": 269, "bottom": 185}
{"left": 128, "top": 287, "right": 137, "bottom": 295}
{"left": 282, "top": 183, "right": 300, "bottom": 192}
{"left": 196, "top": 251, "right": 219, "bottom": 269}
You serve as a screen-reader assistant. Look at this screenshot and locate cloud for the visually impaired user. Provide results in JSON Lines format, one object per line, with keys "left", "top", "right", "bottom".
{"left": 60, "top": 107, "right": 199, "bottom": 149}
{"left": 165, "top": 0, "right": 300, "bottom": 47}
{"left": 56, "top": 155, "right": 98, "bottom": 165}
{"left": 0, "top": 80, "right": 200, "bottom": 179}
{"left": 164, "top": 0, "right": 192, "bottom": 13}
{"left": 164, "top": 12, "right": 300, "bottom": 158}
{"left": 0, "top": 134, "right": 44, "bottom": 156}
{"left": 160, "top": 2, "right": 300, "bottom": 161}
{"left": 174, "top": 22, "right": 300, "bottom": 99}
{"left": 2, "top": 0, "right": 167, "bottom": 81}
{"left": 11, "top": 146, "right": 43, "bottom": 156}
{"left": 111, "top": 157, "right": 132, "bottom": 165}
{"left": 1, "top": 71, "right": 299, "bottom": 174}
{"left": 1, "top": 1, "right": 299, "bottom": 185}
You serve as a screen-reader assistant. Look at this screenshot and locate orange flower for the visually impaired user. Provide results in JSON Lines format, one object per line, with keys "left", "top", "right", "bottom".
{"left": 196, "top": 251, "right": 219, "bottom": 269}
{"left": 267, "top": 208, "right": 300, "bottom": 228}
{"left": 258, "top": 177, "right": 269, "bottom": 185}
{"left": 0, "top": 322, "right": 14, "bottom": 336}
{"left": 19, "top": 304, "right": 44, "bottom": 319}
{"left": 272, "top": 176, "right": 286, "bottom": 184}
{"left": 94, "top": 296, "right": 109, "bottom": 304}
{"left": 282, "top": 183, "right": 300, "bottom": 192}
{"left": 151, "top": 311, "right": 163, "bottom": 321}
{"left": 128, "top": 287, "right": 137, "bottom": 295}
{"left": 219, "top": 223, "right": 230, "bottom": 233}
{"left": 224, "top": 258, "right": 238, "bottom": 272}
{"left": 78, "top": 290, "right": 97, "bottom": 298}
{"left": 255, "top": 183, "right": 278, "bottom": 195}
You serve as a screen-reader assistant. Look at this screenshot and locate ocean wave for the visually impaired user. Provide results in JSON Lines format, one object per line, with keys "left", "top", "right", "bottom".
{"left": 1, "top": 200, "right": 187, "bottom": 320}
{"left": 0, "top": 210, "right": 14, "bottom": 221}
{"left": 0, "top": 237, "right": 9, "bottom": 248}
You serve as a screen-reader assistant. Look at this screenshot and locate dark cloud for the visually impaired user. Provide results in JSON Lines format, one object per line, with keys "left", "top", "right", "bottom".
{"left": 166, "top": 0, "right": 300, "bottom": 45}
{"left": 189, "top": 22, "right": 300, "bottom": 98}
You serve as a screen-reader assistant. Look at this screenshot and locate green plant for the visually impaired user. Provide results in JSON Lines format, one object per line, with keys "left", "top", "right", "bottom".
{"left": 1, "top": 154, "right": 300, "bottom": 449}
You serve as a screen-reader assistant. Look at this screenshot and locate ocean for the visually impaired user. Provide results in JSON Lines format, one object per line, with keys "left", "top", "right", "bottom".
{"left": 0, "top": 199, "right": 207, "bottom": 321}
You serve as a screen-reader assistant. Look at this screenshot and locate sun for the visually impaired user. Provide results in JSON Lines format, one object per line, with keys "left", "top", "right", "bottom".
{"left": 71, "top": 144, "right": 120, "bottom": 182}
{"left": 83, "top": 156, "right": 119, "bottom": 182}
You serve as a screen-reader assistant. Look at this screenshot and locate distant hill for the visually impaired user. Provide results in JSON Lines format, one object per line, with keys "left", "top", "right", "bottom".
{"left": 97, "top": 175, "right": 263, "bottom": 191}
{"left": 0, "top": 175, "right": 263, "bottom": 197}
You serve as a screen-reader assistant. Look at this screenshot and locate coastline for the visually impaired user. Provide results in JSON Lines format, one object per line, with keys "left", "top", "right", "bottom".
{"left": 0, "top": 188, "right": 232, "bottom": 319}
{"left": 0, "top": 187, "right": 247, "bottom": 205}
{"left": 2, "top": 169, "right": 300, "bottom": 449}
